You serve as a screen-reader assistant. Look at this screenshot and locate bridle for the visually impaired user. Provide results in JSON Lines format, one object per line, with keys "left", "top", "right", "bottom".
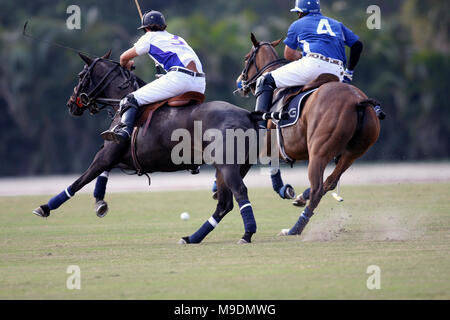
{"left": 237, "top": 42, "right": 288, "bottom": 95}
{"left": 69, "top": 58, "right": 138, "bottom": 114}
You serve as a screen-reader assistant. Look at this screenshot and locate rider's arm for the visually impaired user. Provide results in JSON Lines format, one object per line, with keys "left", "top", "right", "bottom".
{"left": 347, "top": 40, "right": 363, "bottom": 71}
{"left": 120, "top": 47, "right": 138, "bottom": 70}
{"left": 283, "top": 20, "right": 302, "bottom": 62}
{"left": 284, "top": 45, "right": 302, "bottom": 61}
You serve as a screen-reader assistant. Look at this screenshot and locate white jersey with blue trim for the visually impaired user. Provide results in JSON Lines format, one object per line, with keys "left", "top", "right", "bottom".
{"left": 134, "top": 30, "right": 203, "bottom": 73}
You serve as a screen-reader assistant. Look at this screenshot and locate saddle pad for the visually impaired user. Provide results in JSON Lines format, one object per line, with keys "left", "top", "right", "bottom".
{"left": 275, "top": 88, "right": 318, "bottom": 128}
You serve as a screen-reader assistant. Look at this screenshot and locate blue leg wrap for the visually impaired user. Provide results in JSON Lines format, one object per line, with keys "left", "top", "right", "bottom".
{"left": 238, "top": 200, "right": 257, "bottom": 233}
{"left": 212, "top": 180, "right": 218, "bottom": 193}
{"left": 189, "top": 216, "right": 219, "bottom": 244}
{"left": 279, "top": 184, "right": 293, "bottom": 199}
{"left": 271, "top": 169, "right": 283, "bottom": 193}
{"left": 302, "top": 188, "right": 311, "bottom": 200}
{"left": 48, "top": 186, "right": 74, "bottom": 210}
{"left": 271, "top": 168, "right": 292, "bottom": 199}
{"left": 289, "top": 207, "right": 314, "bottom": 235}
{"left": 93, "top": 173, "right": 108, "bottom": 200}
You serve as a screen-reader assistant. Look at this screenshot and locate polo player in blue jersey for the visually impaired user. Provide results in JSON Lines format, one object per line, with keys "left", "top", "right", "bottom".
{"left": 254, "top": 0, "right": 378, "bottom": 128}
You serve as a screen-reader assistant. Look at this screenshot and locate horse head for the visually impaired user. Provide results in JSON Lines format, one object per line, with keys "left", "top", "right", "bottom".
{"left": 67, "top": 50, "right": 120, "bottom": 116}
{"left": 236, "top": 33, "right": 283, "bottom": 97}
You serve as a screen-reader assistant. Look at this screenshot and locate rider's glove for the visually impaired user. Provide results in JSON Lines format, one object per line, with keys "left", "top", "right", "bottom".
{"left": 343, "top": 69, "right": 354, "bottom": 84}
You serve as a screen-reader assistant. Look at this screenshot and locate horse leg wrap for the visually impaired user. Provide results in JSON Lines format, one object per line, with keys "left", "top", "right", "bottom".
{"left": 302, "top": 188, "right": 311, "bottom": 201}
{"left": 270, "top": 168, "right": 283, "bottom": 193}
{"left": 270, "top": 169, "right": 293, "bottom": 199}
{"left": 188, "top": 216, "right": 220, "bottom": 243}
{"left": 289, "top": 207, "right": 314, "bottom": 235}
{"left": 48, "top": 186, "right": 74, "bottom": 210}
{"left": 238, "top": 200, "right": 257, "bottom": 234}
{"left": 93, "top": 171, "right": 109, "bottom": 200}
{"left": 211, "top": 180, "right": 218, "bottom": 193}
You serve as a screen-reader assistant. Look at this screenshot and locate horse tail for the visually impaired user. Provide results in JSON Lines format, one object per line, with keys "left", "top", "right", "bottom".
{"left": 349, "top": 98, "right": 380, "bottom": 145}
{"left": 356, "top": 98, "right": 381, "bottom": 126}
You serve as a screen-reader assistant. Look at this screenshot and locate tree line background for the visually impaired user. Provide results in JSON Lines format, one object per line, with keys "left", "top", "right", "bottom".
{"left": 0, "top": 0, "right": 448, "bottom": 176}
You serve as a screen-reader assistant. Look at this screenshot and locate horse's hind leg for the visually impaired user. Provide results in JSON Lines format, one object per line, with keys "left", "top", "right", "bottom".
{"left": 323, "top": 152, "right": 357, "bottom": 194}
{"left": 284, "top": 156, "right": 328, "bottom": 236}
{"left": 292, "top": 155, "right": 354, "bottom": 207}
{"left": 32, "top": 144, "right": 125, "bottom": 218}
{"left": 222, "top": 165, "right": 257, "bottom": 244}
{"left": 180, "top": 170, "right": 234, "bottom": 244}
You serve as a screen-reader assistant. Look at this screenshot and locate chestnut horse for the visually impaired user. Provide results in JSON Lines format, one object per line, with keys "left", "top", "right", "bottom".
{"left": 237, "top": 34, "right": 381, "bottom": 236}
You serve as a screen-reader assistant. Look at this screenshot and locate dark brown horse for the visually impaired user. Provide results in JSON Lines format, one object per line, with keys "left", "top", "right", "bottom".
{"left": 32, "top": 51, "right": 266, "bottom": 244}
{"left": 238, "top": 34, "right": 381, "bottom": 236}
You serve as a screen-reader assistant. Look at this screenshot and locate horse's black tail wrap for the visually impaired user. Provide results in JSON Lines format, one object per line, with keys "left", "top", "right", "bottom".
{"left": 357, "top": 99, "right": 386, "bottom": 120}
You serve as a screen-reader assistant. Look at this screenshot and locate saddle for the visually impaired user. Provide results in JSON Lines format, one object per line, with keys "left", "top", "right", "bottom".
{"left": 136, "top": 91, "right": 205, "bottom": 134}
{"left": 270, "top": 73, "right": 339, "bottom": 128}
{"left": 268, "top": 73, "right": 339, "bottom": 166}
{"left": 131, "top": 91, "right": 205, "bottom": 176}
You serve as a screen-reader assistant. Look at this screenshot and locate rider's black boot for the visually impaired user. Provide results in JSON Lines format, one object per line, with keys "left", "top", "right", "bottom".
{"left": 101, "top": 94, "right": 139, "bottom": 144}
{"left": 255, "top": 73, "right": 277, "bottom": 129}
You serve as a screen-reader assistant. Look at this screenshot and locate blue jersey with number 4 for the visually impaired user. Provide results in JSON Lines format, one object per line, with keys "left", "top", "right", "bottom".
{"left": 284, "top": 13, "right": 359, "bottom": 66}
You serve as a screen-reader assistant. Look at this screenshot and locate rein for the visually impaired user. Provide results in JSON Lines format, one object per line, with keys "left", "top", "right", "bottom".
{"left": 239, "top": 42, "right": 288, "bottom": 93}
{"left": 72, "top": 58, "right": 138, "bottom": 114}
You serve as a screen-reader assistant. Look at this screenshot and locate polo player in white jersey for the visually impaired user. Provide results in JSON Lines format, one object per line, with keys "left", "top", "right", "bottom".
{"left": 101, "top": 10, "right": 206, "bottom": 143}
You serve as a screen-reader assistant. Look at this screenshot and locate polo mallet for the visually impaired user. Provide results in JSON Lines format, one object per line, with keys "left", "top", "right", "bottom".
{"left": 22, "top": 21, "right": 96, "bottom": 58}
{"left": 133, "top": 0, "right": 166, "bottom": 77}
{"left": 332, "top": 180, "right": 344, "bottom": 202}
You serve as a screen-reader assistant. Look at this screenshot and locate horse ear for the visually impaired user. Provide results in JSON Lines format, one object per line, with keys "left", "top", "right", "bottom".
{"left": 250, "top": 33, "right": 259, "bottom": 47}
{"left": 78, "top": 52, "right": 93, "bottom": 65}
{"left": 271, "top": 38, "right": 283, "bottom": 47}
{"left": 101, "top": 49, "right": 112, "bottom": 60}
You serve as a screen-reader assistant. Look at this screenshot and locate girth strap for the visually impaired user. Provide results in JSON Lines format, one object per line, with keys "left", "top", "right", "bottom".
{"left": 131, "top": 126, "right": 144, "bottom": 176}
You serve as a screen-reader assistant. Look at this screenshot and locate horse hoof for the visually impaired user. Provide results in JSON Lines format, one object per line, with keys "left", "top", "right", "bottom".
{"left": 283, "top": 185, "right": 296, "bottom": 200}
{"left": 292, "top": 195, "right": 306, "bottom": 207}
{"left": 177, "top": 236, "right": 190, "bottom": 245}
{"left": 237, "top": 238, "right": 249, "bottom": 244}
{"left": 95, "top": 200, "right": 108, "bottom": 218}
{"left": 32, "top": 205, "right": 50, "bottom": 218}
{"left": 278, "top": 229, "right": 290, "bottom": 236}
{"left": 212, "top": 191, "right": 218, "bottom": 200}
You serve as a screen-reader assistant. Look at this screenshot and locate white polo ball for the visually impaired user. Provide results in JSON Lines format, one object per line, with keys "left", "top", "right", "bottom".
{"left": 180, "top": 212, "right": 190, "bottom": 221}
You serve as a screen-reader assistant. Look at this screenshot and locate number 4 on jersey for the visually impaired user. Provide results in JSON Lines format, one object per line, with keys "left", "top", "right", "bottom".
{"left": 317, "top": 19, "right": 336, "bottom": 37}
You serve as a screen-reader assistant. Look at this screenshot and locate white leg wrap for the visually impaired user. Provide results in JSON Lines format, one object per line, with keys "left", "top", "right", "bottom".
{"left": 208, "top": 217, "right": 218, "bottom": 228}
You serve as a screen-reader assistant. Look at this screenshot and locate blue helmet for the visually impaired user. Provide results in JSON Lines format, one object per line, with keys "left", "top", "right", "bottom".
{"left": 290, "top": 0, "right": 321, "bottom": 14}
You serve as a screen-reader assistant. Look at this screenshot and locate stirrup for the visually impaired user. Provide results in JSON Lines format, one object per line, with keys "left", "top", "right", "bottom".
{"left": 101, "top": 125, "right": 131, "bottom": 144}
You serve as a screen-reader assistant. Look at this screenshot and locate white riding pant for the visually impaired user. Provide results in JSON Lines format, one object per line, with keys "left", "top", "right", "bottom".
{"left": 270, "top": 56, "right": 344, "bottom": 88}
{"left": 132, "top": 70, "right": 206, "bottom": 106}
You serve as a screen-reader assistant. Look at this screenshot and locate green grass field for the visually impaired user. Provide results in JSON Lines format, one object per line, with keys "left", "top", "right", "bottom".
{"left": 0, "top": 183, "right": 449, "bottom": 299}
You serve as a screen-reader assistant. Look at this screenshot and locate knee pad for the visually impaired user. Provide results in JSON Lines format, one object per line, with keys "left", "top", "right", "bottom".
{"left": 119, "top": 94, "right": 139, "bottom": 116}
{"left": 255, "top": 73, "right": 276, "bottom": 97}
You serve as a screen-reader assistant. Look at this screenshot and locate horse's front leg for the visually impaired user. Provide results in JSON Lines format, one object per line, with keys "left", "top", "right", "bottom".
{"left": 32, "top": 143, "right": 126, "bottom": 218}
{"left": 270, "top": 166, "right": 296, "bottom": 199}
{"left": 93, "top": 171, "right": 110, "bottom": 218}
